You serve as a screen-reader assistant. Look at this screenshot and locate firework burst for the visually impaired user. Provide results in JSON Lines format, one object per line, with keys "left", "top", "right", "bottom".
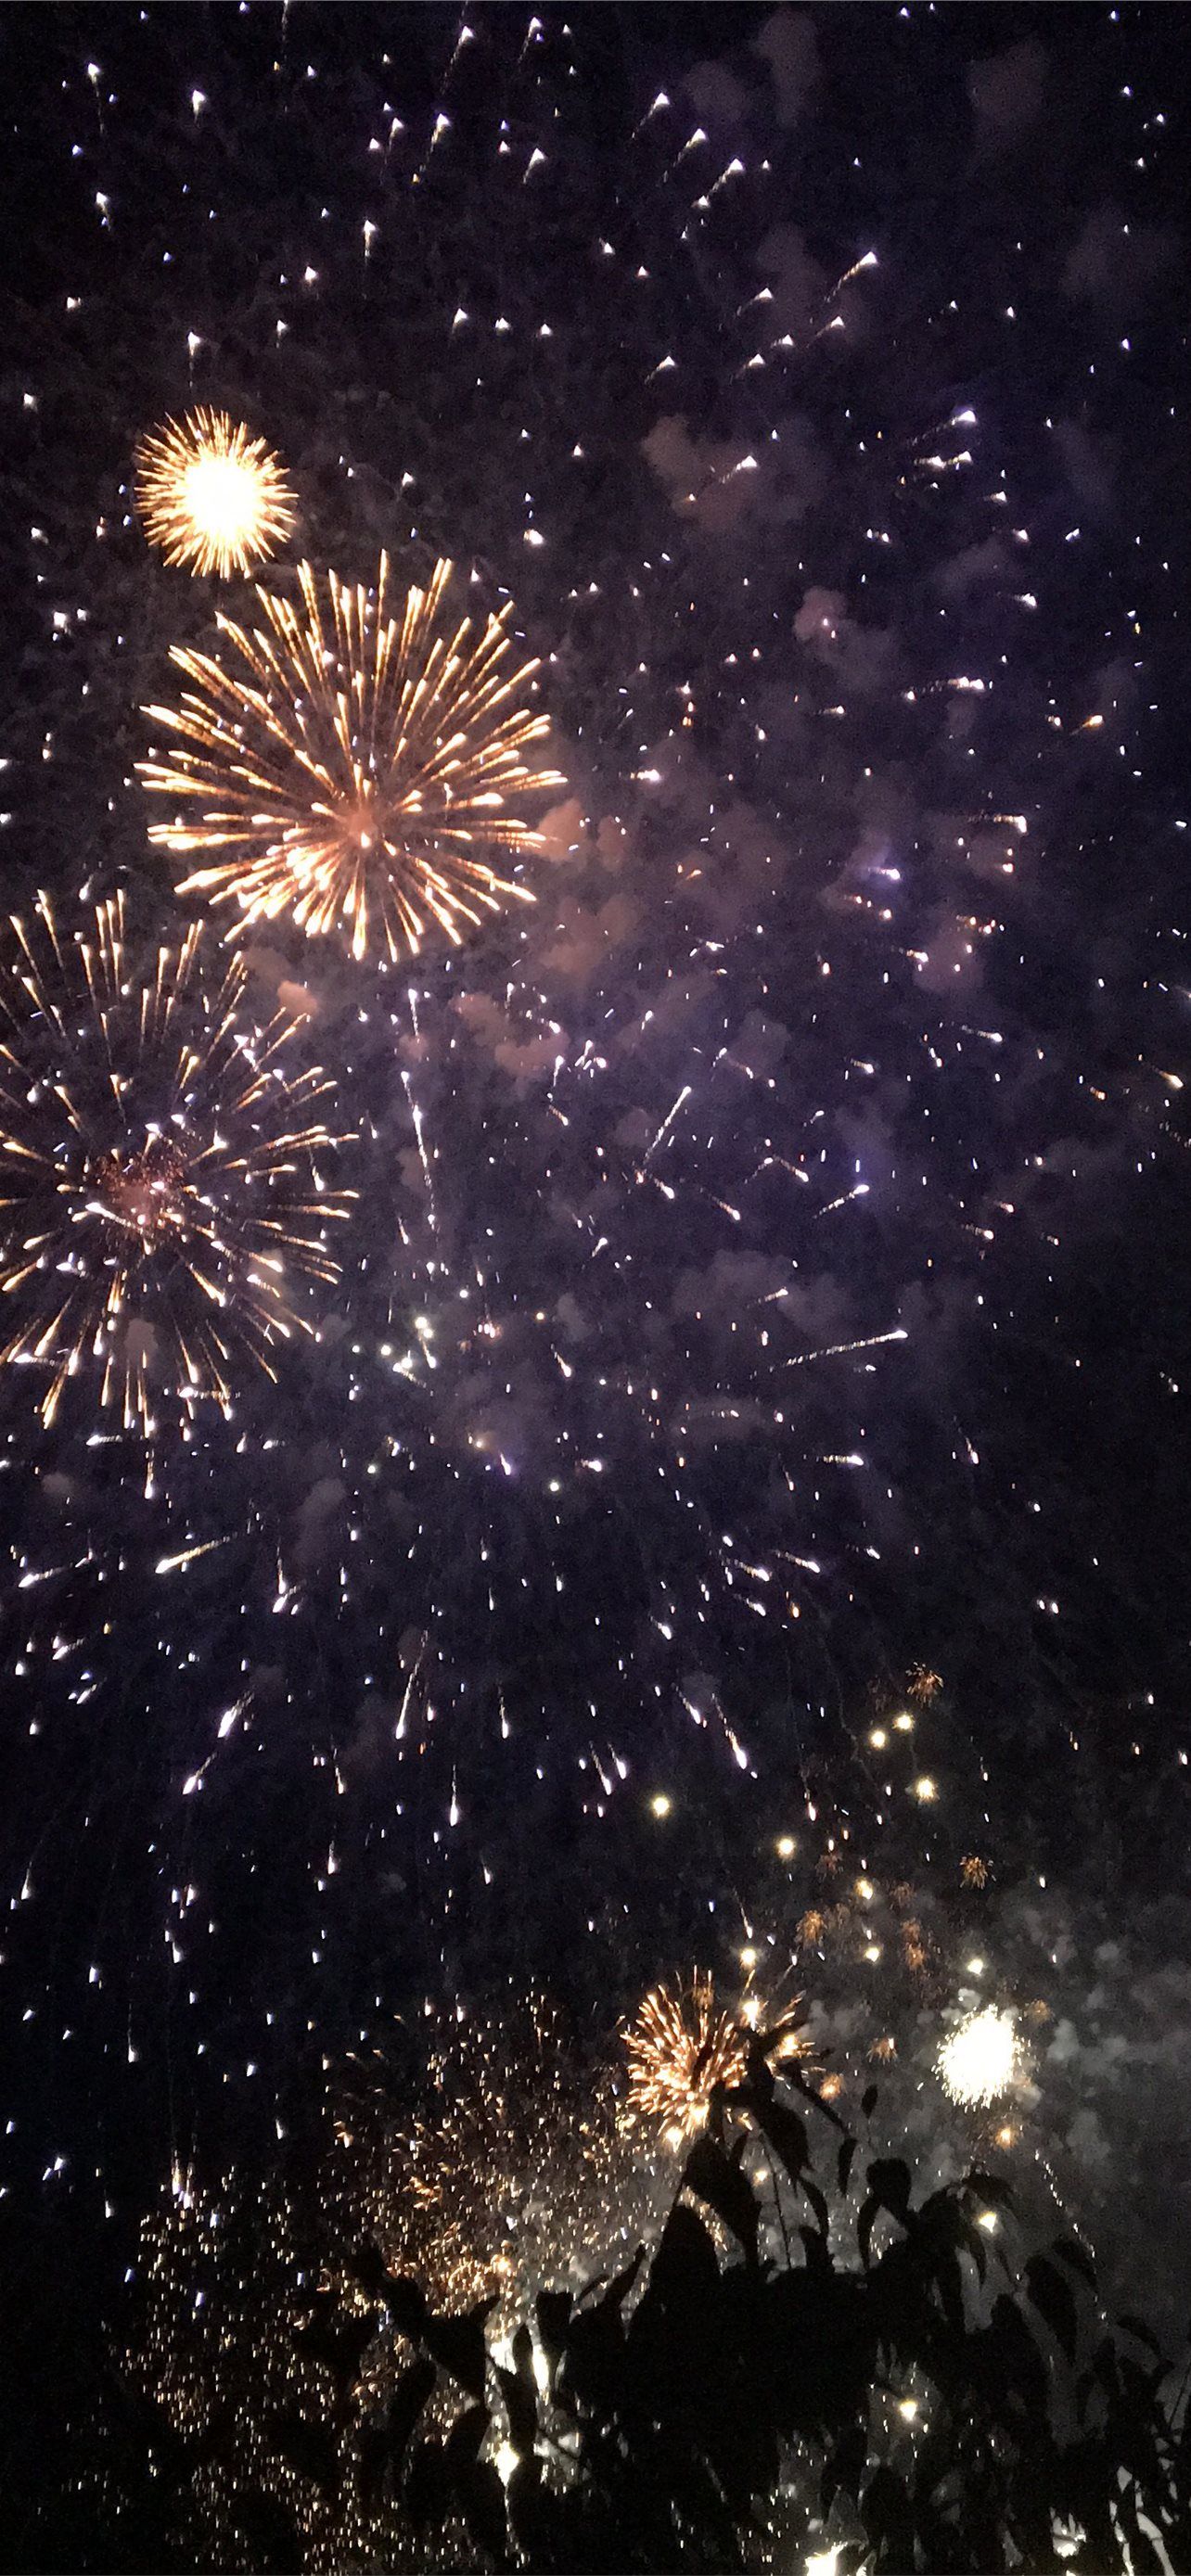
{"left": 623, "top": 1973, "right": 751, "bottom": 2142}
{"left": 0, "top": 895, "right": 352, "bottom": 1430}
{"left": 134, "top": 407, "right": 296, "bottom": 580}
{"left": 938, "top": 2006, "right": 1022, "bottom": 2107}
{"left": 139, "top": 555, "right": 566, "bottom": 962}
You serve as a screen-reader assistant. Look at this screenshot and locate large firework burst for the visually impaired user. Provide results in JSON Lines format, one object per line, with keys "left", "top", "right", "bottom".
{"left": 0, "top": 895, "right": 352, "bottom": 1430}
{"left": 134, "top": 407, "right": 296, "bottom": 580}
{"left": 139, "top": 555, "right": 566, "bottom": 962}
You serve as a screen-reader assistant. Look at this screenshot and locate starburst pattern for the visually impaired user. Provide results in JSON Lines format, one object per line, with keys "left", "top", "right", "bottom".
{"left": 622, "top": 1973, "right": 750, "bottom": 2141}
{"left": 139, "top": 555, "right": 565, "bottom": 961}
{"left": 134, "top": 407, "right": 296, "bottom": 580}
{"left": 0, "top": 895, "right": 352, "bottom": 1429}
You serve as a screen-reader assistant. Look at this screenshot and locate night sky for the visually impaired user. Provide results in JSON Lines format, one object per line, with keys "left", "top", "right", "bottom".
{"left": 1, "top": 0, "right": 1189, "bottom": 2548}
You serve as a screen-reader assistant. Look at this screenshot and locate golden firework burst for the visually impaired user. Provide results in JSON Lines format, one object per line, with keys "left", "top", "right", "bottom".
{"left": 134, "top": 407, "right": 296, "bottom": 580}
{"left": 139, "top": 555, "right": 566, "bottom": 962}
{"left": 622, "top": 1974, "right": 749, "bottom": 2142}
{"left": 0, "top": 895, "right": 352, "bottom": 1430}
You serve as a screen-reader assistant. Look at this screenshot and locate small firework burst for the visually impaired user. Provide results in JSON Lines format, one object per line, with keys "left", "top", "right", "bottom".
{"left": 938, "top": 2006, "right": 1021, "bottom": 2107}
{"left": 134, "top": 407, "right": 296, "bottom": 580}
{"left": 0, "top": 895, "right": 352, "bottom": 1429}
{"left": 622, "top": 1973, "right": 749, "bottom": 2141}
{"left": 960, "top": 1853, "right": 990, "bottom": 1889}
{"left": 140, "top": 554, "right": 566, "bottom": 962}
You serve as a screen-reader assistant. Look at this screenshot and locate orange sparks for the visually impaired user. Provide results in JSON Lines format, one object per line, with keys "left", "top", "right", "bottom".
{"left": 140, "top": 555, "right": 565, "bottom": 963}
{"left": 134, "top": 407, "right": 296, "bottom": 580}
{"left": 623, "top": 1974, "right": 748, "bottom": 2140}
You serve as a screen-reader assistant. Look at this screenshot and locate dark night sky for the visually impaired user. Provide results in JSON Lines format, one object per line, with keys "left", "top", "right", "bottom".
{"left": 0, "top": 0, "right": 1189, "bottom": 2543}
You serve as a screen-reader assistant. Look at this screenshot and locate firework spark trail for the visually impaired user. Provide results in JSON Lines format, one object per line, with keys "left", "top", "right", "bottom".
{"left": 641, "top": 1083, "right": 692, "bottom": 1167}
{"left": 0, "top": 895, "right": 353, "bottom": 1429}
{"left": 140, "top": 555, "right": 565, "bottom": 962}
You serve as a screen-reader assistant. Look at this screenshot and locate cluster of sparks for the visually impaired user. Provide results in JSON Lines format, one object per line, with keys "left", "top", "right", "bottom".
{"left": 134, "top": 406, "right": 296, "bottom": 580}
{"left": 140, "top": 554, "right": 565, "bottom": 961}
{"left": 0, "top": 894, "right": 352, "bottom": 1429}
{"left": 337, "top": 1996, "right": 656, "bottom": 2313}
{"left": 623, "top": 1973, "right": 749, "bottom": 2142}
{"left": 938, "top": 2005, "right": 1022, "bottom": 2109}
{"left": 621, "top": 1970, "right": 805, "bottom": 2144}
{"left": 113, "top": 2006, "right": 660, "bottom": 2571}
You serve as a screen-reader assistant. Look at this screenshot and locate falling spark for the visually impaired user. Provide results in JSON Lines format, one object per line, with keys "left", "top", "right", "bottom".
{"left": 783, "top": 1327, "right": 907, "bottom": 1367}
{"left": 643, "top": 1083, "right": 692, "bottom": 1165}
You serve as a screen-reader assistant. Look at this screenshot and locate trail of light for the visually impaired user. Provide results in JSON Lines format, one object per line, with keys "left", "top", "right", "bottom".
{"left": 783, "top": 1329, "right": 908, "bottom": 1368}
{"left": 642, "top": 1083, "right": 692, "bottom": 1166}
{"left": 154, "top": 1537, "right": 231, "bottom": 1576}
